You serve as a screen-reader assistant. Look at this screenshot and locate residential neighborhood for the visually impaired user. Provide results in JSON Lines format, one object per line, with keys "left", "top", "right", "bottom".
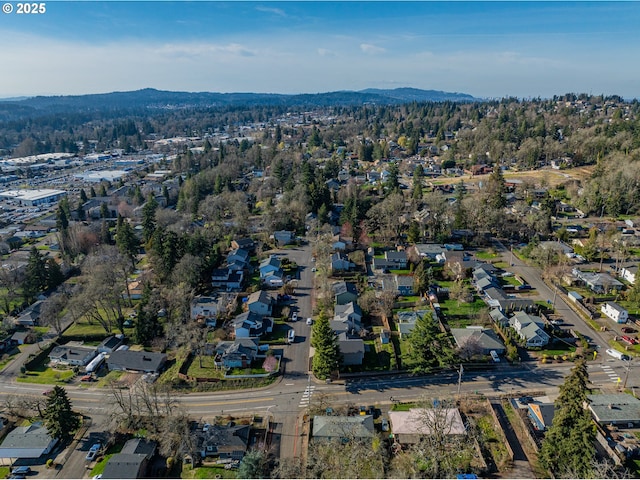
{"left": 0, "top": 81, "right": 640, "bottom": 479}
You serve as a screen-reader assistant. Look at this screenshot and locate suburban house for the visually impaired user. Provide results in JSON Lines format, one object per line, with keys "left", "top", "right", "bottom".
{"left": 211, "top": 269, "right": 245, "bottom": 291}
{"left": 388, "top": 408, "right": 466, "bottom": 445}
{"left": 483, "top": 287, "right": 534, "bottom": 312}
{"left": 231, "top": 237, "right": 256, "bottom": 254}
{"left": 262, "top": 271, "right": 284, "bottom": 288}
{"left": 226, "top": 248, "right": 250, "bottom": 268}
{"left": 246, "top": 290, "right": 273, "bottom": 316}
{"left": 191, "top": 296, "right": 221, "bottom": 325}
{"left": 212, "top": 338, "right": 260, "bottom": 369}
{"left": 620, "top": 265, "right": 638, "bottom": 285}
{"left": 11, "top": 331, "right": 36, "bottom": 345}
{"left": 587, "top": 394, "right": 640, "bottom": 427}
{"left": 539, "top": 240, "right": 574, "bottom": 256}
{"left": 337, "top": 332, "right": 365, "bottom": 366}
{"left": 572, "top": 269, "right": 624, "bottom": 294}
{"left": 385, "top": 250, "right": 408, "bottom": 269}
{"left": 450, "top": 327, "right": 506, "bottom": 355}
{"left": 332, "top": 302, "right": 363, "bottom": 334}
{"left": 273, "top": 230, "right": 295, "bottom": 246}
{"left": 527, "top": 403, "right": 555, "bottom": 431}
{"left": 16, "top": 300, "right": 43, "bottom": 327}
{"left": 97, "top": 335, "right": 125, "bottom": 354}
{"left": 232, "top": 311, "right": 273, "bottom": 339}
{"left": 102, "top": 438, "right": 157, "bottom": 479}
{"left": 195, "top": 423, "right": 250, "bottom": 461}
{"left": 372, "top": 257, "right": 396, "bottom": 272}
{"left": 601, "top": 302, "right": 629, "bottom": 324}
{"left": 259, "top": 256, "right": 282, "bottom": 279}
{"left": 332, "top": 281, "right": 358, "bottom": 305}
{"left": 489, "top": 308, "right": 509, "bottom": 327}
{"left": 330, "top": 252, "right": 355, "bottom": 273}
{"left": 509, "top": 311, "right": 550, "bottom": 347}
{"left": 395, "top": 275, "right": 414, "bottom": 296}
{"left": 49, "top": 345, "right": 97, "bottom": 367}
{"left": 0, "top": 422, "right": 58, "bottom": 461}
{"left": 124, "top": 280, "right": 144, "bottom": 300}
{"left": 397, "top": 309, "right": 435, "bottom": 339}
{"left": 107, "top": 350, "right": 167, "bottom": 374}
{"left": 413, "top": 244, "right": 447, "bottom": 260}
{"left": 331, "top": 235, "right": 352, "bottom": 252}
{"left": 312, "top": 415, "right": 375, "bottom": 441}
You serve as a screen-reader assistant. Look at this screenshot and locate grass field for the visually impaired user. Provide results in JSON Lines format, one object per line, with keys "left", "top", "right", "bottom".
{"left": 18, "top": 364, "right": 75, "bottom": 385}
{"left": 186, "top": 354, "right": 225, "bottom": 380}
{"left": 182, "top": 465, "right": 237, "bottom": 479}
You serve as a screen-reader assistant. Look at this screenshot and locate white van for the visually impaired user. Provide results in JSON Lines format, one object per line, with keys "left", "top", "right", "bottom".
{"left": 490, "top": 350, "right": 500, "bottom": 363}
{"left": 606, "top": 348, "right": 629, "bottom": 361}
{"left": 287, "top": 329, "right": 295, "bottom": 344}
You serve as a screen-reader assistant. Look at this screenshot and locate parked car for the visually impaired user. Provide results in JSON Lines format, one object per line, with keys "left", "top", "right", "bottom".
{"left": 306, "top": 317, "right": 313, "bottom": 325}
{"left": 381, "top": 418, "right": 389, "bottom": 432}
{"left": 359, "top": 406, "right": 367, "bottom": 416}
{"left": 622, "top": 327, "right": 637, "bottom": 334}
{"left": 80, "top": 375, "right": 94, "bottom": 382}
{"left": 291, "top": 312, "right": 298, "bottom": 322}
{"left": 621, "top": 335, "right": 635, "bottom": 345}
{"left": 86, "top": 443, "right": 101, "bottom": 461}
{"left": 287, "top": 329, "right": 295, "bottom": 344}
{"left": 10, "top": 467, "right": 31, "bottom": 475}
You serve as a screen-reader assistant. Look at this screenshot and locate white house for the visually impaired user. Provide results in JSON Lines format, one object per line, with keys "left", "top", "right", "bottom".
{"left": 601, "top": 302, "right": 629, "bottom": 324}
{"left": 621, "top": 266, "right": 638, "bottom": 285}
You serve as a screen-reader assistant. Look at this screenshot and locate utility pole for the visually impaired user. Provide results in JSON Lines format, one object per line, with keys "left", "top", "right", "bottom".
{"left": 623, "top": 359, "right": 633, "bottom": 390}
{"left": 457, "top": 364, "right": 464, "bottom": 396}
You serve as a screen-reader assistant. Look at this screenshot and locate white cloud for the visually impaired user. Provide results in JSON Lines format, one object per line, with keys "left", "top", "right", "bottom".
{"left": 255, "top": 6, "right": 287, "bottom": 17}
{"left": 360, "top": 43, "right": 386, "bottom": 55}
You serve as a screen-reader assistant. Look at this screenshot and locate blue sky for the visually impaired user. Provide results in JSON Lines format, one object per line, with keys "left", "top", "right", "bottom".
{"left": 1, "top": 1, "right": 639, "bottom": 98}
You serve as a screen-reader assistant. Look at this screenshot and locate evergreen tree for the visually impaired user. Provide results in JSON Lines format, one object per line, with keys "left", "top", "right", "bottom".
{"left": 538, "top": 358, "right": 596, "bottom": 478}
{"left": 134, "top": 283, "right": 163, "bottom": 345}
{"left": 142, "top": 195, "right": 159, "bottom": 243}
{"left": 22, "top": 247, "right": 48, "bottom": 301}
{"left": 116, "top": 215, "right": 139, "bottom": 269}
{"left": 404, "top": 311, "right": 454, "bottom": 373}
{"left": 311, "top": 313, "right": 341, "bottom": 380}
{"left": 79, "top": 188, "right": 88, "bottom": 203}
{"left": 90, "top": 186, "right": 96, "bottom": 198}
{"left": 385, "top": 162, "right": 400, "bottom": 193}
{"left": 237, "top": 450, "right": 268, "bottom": 479}
{"left": 100, "top": 202, "right": 109, "bottom": 219}
{"left": 413, "top": 260, "right": 433, "bottom": 296}
{"left": 56, "top": 204, "right": 69, "bottom": 231}
{"left": 45, "top": 258, "right": 64, "bottom": 291}
{"left": 485, "top": 165, "right": 507, "bottom": 210}
{"left": 453, "top": 180, "right": 467, "bottom": 230}
{"left": 43, "top": 386, "right": 80, "bottom": 441}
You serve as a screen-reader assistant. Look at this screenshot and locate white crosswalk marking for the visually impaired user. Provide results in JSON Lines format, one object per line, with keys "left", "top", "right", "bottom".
{"left": 601, "top": 365, "right": 620, "bottom": 383}
{"left": 299, "top": 385, "right": 315, "bottom": 408}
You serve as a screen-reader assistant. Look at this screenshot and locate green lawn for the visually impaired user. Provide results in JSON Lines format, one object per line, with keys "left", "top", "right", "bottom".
{"left": 440, "top": 297, "right": 487, "bottom": 318}
{"left": 501, "top": 275, "right": 522, "bottom": 287}
{"left": 182, "top": 465, "right": 238, "bottom": 479}
{"left": 63, "top": 321, "right": 112, "bottom": 336}
{"left": 17, "top": 364, "right": 75, "bottom": 385}
{"left": 476, "top": 415, "right": 511, "bottom": 469}
{"left": 390, "top": 269, "right": 412, "bottom": 275}
{"left": 0, "top": 467, "right": 9, "bottom": 478}
{"left": 475, "top": 250, "right": 498, "bottom": 260}
{"left": 187, "top": 354, "right": 225, "bottom": 380}
{"left": 0, "top": 348, "right": 21, "bottom": 370}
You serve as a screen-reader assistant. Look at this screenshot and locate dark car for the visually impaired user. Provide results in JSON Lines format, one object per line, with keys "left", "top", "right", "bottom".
{"left": 622, "top": 327, "right": 637, "bottom": 334}
{"left": 11, "top": 467, "right": 31, "bottom": 475}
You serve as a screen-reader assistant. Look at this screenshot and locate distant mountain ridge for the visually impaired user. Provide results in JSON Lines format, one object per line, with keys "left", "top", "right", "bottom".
{"left": 0, "top": 87, "right": 479, "bottom": 120}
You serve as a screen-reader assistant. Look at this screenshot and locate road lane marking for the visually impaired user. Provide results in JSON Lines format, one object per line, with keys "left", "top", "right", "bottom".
{"left": 187, "top": 397, "right": 274, "bottom": 407}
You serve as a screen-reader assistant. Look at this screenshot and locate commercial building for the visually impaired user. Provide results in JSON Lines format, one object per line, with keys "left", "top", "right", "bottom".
{"left": 0, "top": 189, "right": 66, "bottom": 206}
